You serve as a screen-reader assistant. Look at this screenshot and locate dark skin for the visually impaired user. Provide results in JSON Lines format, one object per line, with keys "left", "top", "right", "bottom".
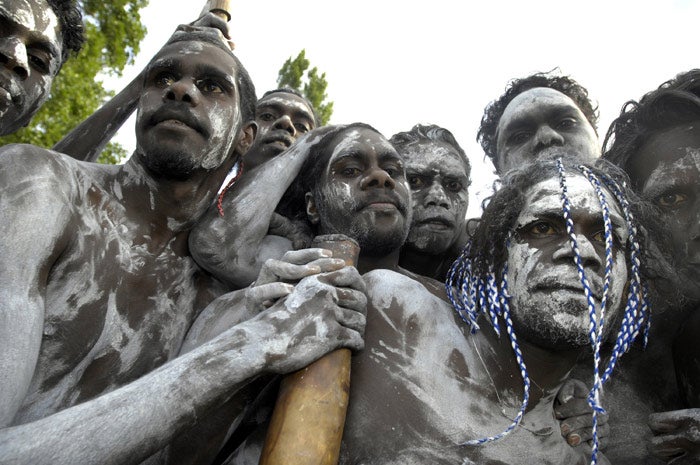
{"left": 618, "top": 122, "right": 700, "bottom": 464}
{"left": 398, "top": 139, "right": 470, "bottom": 281}
{"left": 0, "top": 0, "right": 63, "bottom": 136}
{"left": 243, "top": 91, "right": 316, "bottom": 171}
{"left": 53, "top": 12, "right": 233, "bottom": 162}
{"left": 198, "top": 132, "right": 611, "bottom": 464}
{"left": 0, "top": 40, "right": 367, "bottom": 465}
{"left": 494, "top": 87, "right": 599, "bottom": 174}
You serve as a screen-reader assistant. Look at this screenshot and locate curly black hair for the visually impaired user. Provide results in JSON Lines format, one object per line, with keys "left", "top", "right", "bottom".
{"left": 477, "top": 72, "right": 599, "bottom": 165}
{"left": 46, "top": 0, "right": 85, "bottom": 66}
{"left": 602, "top": 69, "right": 700, "bottom": 187}
{"left": 389, "top": 123, "right": 471, "bottom": 182}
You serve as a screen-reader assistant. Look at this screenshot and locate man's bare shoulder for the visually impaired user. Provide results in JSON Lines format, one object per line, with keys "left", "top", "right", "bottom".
{"left": 0, "top": 144, "right": 114, "bottom": 196}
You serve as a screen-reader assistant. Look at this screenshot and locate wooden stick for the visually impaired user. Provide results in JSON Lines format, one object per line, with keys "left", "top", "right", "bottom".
{"left": 259, "top": 235, "right": 360, "bottom": 465}
{"left": 199, "top": 0, "right": 232, "bottom": 21}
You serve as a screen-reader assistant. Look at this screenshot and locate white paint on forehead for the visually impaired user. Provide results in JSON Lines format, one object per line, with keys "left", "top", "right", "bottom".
{"left": 258, "top": 95, "right": 312, "bottom": 114}
{"left": 642, "top": 148, "right": 700, "bottom": 192}
{"left": 517, "top": 174, "right": 627, "bottom": 241}
{"left": 1, "top": 0, "right": 59, "bottom": 38}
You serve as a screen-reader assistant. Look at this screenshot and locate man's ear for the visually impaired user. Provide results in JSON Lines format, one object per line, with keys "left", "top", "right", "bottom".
{"left": 235, "top": 121, "right": 257, "bottom": 156}
{"left": 305, "top": 192, "right": 320, "bottom": 225}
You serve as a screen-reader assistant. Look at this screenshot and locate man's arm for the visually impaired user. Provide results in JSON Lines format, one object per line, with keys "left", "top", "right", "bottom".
{"left": 53, "top": 13, "right": 233, "bottom": 162}
{"left": 0, "top": 146, "right": 74, "bottom": 425}
{"left": 190, "top": 128, "right": 334, "bottom": 289}
{"left": 52, "top": 74, "right": 142, "bottom": 162}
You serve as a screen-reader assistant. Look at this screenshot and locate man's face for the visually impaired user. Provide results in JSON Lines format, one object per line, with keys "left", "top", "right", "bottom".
{"left": 135, "top": 41, "right": 242, "bottom": 180}
{"left": 631, "top": 122, "right": 700, "bottom": 300}
{"left": 507, "top": 174, "right": 628, "bottom": 351}
{"left": 309, "top": 127, "right": 411, "bottom": 257}
{"left": 402, "top": 140, "right": 469, "bottom": 255}
{"left": 494, "top": 87, "right": 599, "bottom": 174}
{"left": 0, "top": 0, "right": 63, "bottom": 136}
{"left": 244, "top": 92, "right": 315, "bottom": 170}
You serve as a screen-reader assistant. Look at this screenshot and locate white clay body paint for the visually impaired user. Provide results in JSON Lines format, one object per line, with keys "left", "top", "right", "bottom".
{"left": 508, "top": 175, "right": 628, "bottom": 349}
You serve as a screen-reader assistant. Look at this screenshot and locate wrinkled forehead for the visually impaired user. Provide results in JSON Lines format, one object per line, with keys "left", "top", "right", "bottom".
{"left": 328, "top": 127, "right": 396, "bottom": 162}
{"left": 257, "top": 93, "right": 314, "bottom": 117}
{"left": 634, "top": 123, "right": 700, "bottom": 184}
{"left": 401, "top": 140, "right": 467, "bottom": 172}
{"left": 152, "top": 40, "right": 237, "bottom": 73}
{"left": 498, "top": 87, "right": 584, "bottom": 129}
{"left": 1, "top": 0, "right": 61, "bottom": 46}
{"left": 518, "top": 175, "right": 627, "bottom": 238}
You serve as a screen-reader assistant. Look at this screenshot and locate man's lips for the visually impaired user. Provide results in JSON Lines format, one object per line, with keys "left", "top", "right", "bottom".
{"left": 532, "top": 277, "right": 603, "bottom": 301}
{"left": 149, "top": 107, "right": 205, "bottom": 136}
{"left": 357, "top": 194, "right": 407, "bottom": 214}
{"left": 415, "top": 215, "right": 455, "bottom": 230}
{"left": 261, "top": 131, "right": 294, "bottom": 149}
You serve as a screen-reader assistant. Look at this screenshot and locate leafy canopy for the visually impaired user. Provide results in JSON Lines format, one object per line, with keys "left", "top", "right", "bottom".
{"left": 0, "top": 0, "right": 148, "bottom": 164}
{"left": 277, "top": 49, "right": 333, "bottom": 125}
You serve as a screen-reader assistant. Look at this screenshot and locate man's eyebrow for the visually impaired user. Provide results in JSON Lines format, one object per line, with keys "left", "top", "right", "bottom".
{"left": 193, "top": 64, "right": 236, "bottom": 86}
{"left": 501, "top": 104, "right": 581, "bottom": 133}
{"left": 27, "top": 38, "right": 60, "bottom": 62}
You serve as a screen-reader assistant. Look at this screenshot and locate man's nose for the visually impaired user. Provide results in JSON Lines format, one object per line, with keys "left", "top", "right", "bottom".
{"left": 165, "top": 79, "right": 198, "bottom": 105}
{"left": 360, "top": 166, "right": 396, "bottom": 190}
{"left": 425, "top": 181, "right": 449, "bottom": 208}
{"left": 0, "top": 37, "right": 29, "bottom": 81}
{"left": 552, "top": 233, "right": 602, "bottom": 271}
{"left": 273, "top": 114, "right": 296, "bottom": 136}
{"left": 533, "top": 125, "right": 565, "bottom": 149}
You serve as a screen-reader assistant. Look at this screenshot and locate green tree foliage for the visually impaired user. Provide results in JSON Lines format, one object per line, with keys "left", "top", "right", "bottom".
{"left": 0, "top": 0, "right": 148, "bottom": 164}
{"left": 277, "top": 49, "right": 333, "bottom": 125}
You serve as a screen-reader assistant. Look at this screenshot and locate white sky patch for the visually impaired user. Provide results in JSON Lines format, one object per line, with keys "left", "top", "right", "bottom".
{"left": 104, "top": 0, "right": 700, "bottom": 218}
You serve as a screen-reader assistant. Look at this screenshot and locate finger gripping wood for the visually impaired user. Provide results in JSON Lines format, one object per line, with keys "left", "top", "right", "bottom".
{"left": 259, "top": 235, "right": 360, "bottom": 465}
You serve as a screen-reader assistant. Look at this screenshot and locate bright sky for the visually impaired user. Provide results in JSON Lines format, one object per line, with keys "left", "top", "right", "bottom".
{"left": 106, "top": 0, "right": 700, "bottom": 217}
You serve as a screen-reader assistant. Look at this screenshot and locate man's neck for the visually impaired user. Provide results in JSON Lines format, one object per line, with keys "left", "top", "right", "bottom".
{"left": 398, "top": 247, "right": 445, "bottom": 279}
{"left": 357, "top": 248, "right": 402, "bottom": 275}
{"left": 120, "top": 152, "right": 235, "bottom": 233}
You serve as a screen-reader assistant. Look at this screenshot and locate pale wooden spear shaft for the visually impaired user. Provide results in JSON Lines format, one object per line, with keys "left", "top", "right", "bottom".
{"left": 259, "top": 235, "right": 360, "bottom": 465}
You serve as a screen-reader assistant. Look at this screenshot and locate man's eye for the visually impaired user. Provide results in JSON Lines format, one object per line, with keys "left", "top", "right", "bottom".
{"left": 294, "top": 123, "right": 310, "bottom": 133}
{"left": 408, "top": 175, "right": 424, "bottom": 188}
{"left": 155, "top": 72, "right": 175, "bottom": 87}
{"left": 258, "top": 112, "right": 275, "bottom": 122}
{"left": 197, "top": 79, "right": 223, "bottom": 93}
{"left": 508, "top": 131, "right": 532, "bottom": 145}
{"left": 656, "top": 192, "right": 688, "bottom": 208}
{"left": 556, "top": 117, "right": 577, "bottom": 130}
{"left": 445, "top": 180, "right": 463, "bottom": 192}
{"left": 28, "top": 53, "right": 49, "bottom": 73}
{"left": 528, "top": 221, "right": 558, "bottom": 236}
{"left": 340, "top": 167, "right": 361, "bottom": 176}
{"left": 383, "top": 166, "right": 400, "bottom": 177}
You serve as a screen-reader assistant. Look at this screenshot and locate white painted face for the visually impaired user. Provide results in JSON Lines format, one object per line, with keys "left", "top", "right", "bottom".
{"left": 507, "top": 174, "right": 629, "bottom": 350}
{"left": 403, "top": 140, "right": 470, "bottom": 255}
{"left": 495, "top": 88, "right": 599, "bottom": 174}
{"left": 0, "top": 0, "right": 63, "bottom": 135}
{"left": 308, "top": 126, "right": 412, "bottom": 257}
{"left": 135, "top": 41, "right": 242, "bottom": 179}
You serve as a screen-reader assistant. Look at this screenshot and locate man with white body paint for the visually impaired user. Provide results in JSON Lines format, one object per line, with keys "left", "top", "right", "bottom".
{"left": 478, "top": 72, "right": 600, "bottom": 175}
{"left": 189, "top": 88, "right": 320, "bottom": 288}
{"left": 389, "top": 124, "right": 471, "bottom": 281}
{"left": 192, "top": 125, "right": 643, "bottom": 463}
{"left": 0, "top": 0, "right": 84, "bottom": 136}
{"left": 0, "top": 26, "right": 367, "bottom": 464}
{"left": 603, "top": 69, "right": 700, "bottom": 464}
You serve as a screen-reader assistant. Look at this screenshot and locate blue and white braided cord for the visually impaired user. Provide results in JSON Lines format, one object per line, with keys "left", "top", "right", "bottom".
{"left": 463, "top": 262, "right": 531, "bottom": 446}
